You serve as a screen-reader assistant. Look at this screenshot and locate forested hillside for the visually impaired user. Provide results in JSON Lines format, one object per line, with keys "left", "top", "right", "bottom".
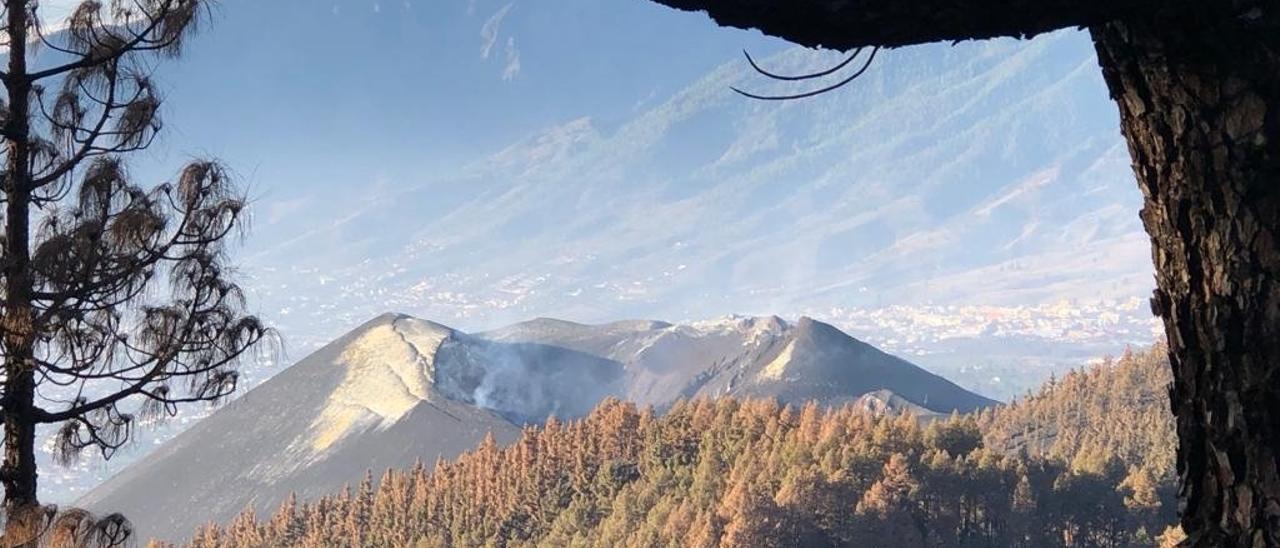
{"left": 981, "top": 345, "right": 1175, "bottom": 480}
{"left": 163, "top": 347, "right": 1178, "bottom": 547}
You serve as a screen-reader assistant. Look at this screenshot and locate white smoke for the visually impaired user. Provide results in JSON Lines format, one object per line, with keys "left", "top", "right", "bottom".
{"left": 432, "top": 335, "right": 624, "bottom": 424}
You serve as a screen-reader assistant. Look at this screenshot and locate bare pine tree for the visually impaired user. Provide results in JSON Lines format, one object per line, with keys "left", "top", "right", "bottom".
{"left": 0, "top": 0, "right": 269, "bottom": 543}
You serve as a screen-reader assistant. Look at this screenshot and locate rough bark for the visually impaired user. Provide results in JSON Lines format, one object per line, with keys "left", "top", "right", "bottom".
{"left": 1, "top": 1, "right": 40, "bottom": 540}
{"left": 1092, "top": 7, "right": 1280, "bottom": 546}
{"left": 0, "top": 0, "right": 39, "bottom": 514}
{"left": 649, "top": 0, "right": 1196, "bottom": 50}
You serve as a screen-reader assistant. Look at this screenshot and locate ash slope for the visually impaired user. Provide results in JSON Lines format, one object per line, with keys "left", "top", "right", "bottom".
{"left": 77, "top": 314, "right": 524, "bottom": 543}
{"left": 81, "top": 313, "right": 991, "bottom": 542}
{"left": 480, "top": 315, "right": 995, "bottom": 414}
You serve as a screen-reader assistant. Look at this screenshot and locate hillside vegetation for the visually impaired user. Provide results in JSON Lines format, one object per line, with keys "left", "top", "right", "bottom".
{"left": 162, "top": 347, "right": 1178, "bottom": 548}
{"left": 980, "top": 345, "right": 1175, "bottom": 480}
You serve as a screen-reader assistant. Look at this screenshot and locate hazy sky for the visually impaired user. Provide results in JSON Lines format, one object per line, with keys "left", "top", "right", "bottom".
{"left": 25, "top": 1, "right": 1150, "bottom": 348}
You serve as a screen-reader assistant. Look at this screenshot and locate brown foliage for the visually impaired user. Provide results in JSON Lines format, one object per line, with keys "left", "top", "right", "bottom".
{"left": 174, "top": 348, "right": 1176, "bottom": 547}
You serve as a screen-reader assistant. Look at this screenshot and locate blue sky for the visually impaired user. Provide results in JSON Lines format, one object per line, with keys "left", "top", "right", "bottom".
{"left": 33, "top": 1, "right": 786, "bottom": 249}
{"left": 38, "top": 0, "right": 786, "bottom": 183}
{"left": 24, "top": 1, "right": 1151, "bottom": 343}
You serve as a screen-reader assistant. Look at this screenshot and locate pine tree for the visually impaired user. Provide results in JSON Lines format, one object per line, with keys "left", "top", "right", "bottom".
{"left": 856, "top": 453, "right": 924, "bottom": 546}
{"left": 0, "top": 2, "right": 270, "bottom": 541}
{"left": 269, "top": 492, "right": 302, "bottom": 545}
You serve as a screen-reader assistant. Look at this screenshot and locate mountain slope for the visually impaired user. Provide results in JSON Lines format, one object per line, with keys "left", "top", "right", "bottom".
{"left": 77, "top": 314, "right": 523, "bottom": 543}
{"left": 481, "top": 315, "right": 996, "bottom": 413}
{"left": 81, "top": 312, "right": 992, "bottom": 541}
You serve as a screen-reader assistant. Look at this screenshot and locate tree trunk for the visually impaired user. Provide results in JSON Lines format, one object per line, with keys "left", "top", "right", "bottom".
{"left": 1, "top": 1, "right": 40, "bottom": 545}
{"left": 1090, "top": 7, "right": 1280, "bottom": 546}
{"left": 1, "top": 183, "right": 38, "bottom": 544}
